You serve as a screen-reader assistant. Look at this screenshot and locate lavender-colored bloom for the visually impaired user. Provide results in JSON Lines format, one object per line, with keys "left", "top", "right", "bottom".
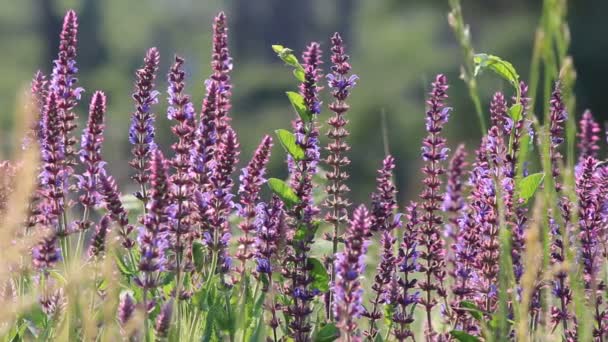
{"left": 167, "top": 55, "right": 196, "bottom": 272}
{"left": 393, "top": 203, "right": 420, "bottom": 341}
{"left": 333, "top": 205, "right": 370, "bottom": 341}
{"left": 99, "top": 170, "right": 134, "bottom": 249}
{"left": 50, "top": 10, "right": 83, "bottom": 167}
{"left": 27, "top": 71, "right": 48, "bottom": 147}
{"left": 78, "top": 91, "right": 107, "bottom": 216}
{"left": 577, "top": 110, "right": 601, "bottom": 164}
{"left": 418, "top": 74, "right": 450, "bottom": 336}
{"left": 490, "top": 92, "right": 508, "bottom": 134}
{"left": 549, "top": 210, "right": 574, "bottom": 334}
{"left": 117, "top": 293, "right": 136, "bottom": 326}
{"left": 237, "top": 135, "right": 273, "bottom": 270}
{"left": 155, "top": 300, "right": 173, "bottom": 337}
{"left": 299, "top": 42, "right": 323, "bottom": 116}
{"left": 254, "top": 197, "right": 285, "bottom": 284}
{"left": 88, "top": 215, "right": 110, "bottom": 258}
{"left": 211, "top": 12, "right": 233, "bottom": 138}
{"left": 129, "top": 47, "right": 160, "bottom": 204}
{"left": 32, "top": 231, "right": 61, "bottom": 270}
{"left": 136, "top": 150, "right": 171, "bottom": 290}
{"left": 549, "top": 83, "right": 567, "bottom": 192}
{"left": 324, "top": 35, "right": 355, "bottom": 316}
{"left": 443, "top": 144, "right": 467, "bottom": 214}
{"left": 191, "top": 79, "right": 218, "bottom": 194}
{"left": 370, "top": 155, "right": 398, "bottom": 233}
{"left": 38, "top": 92, "right": 67, "bottom": 232}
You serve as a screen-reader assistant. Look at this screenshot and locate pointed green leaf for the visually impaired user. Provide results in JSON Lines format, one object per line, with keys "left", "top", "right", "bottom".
{"left": 275, "top": 129, "right": 305, "bottom": 160}
{"left": 508, "top": 104, "right": 523, "bottom": 122}
{"left": 313, "top": 323, "right": 339, "bottom": 342}
{"left": 450, "top": 330, "right": 481, "bottom": 342}
{"left": 293, "top": 68, "right": 306, "bottom": 82}
{"left": 286, "top": 91, "right": 312, "bottom": 123}
{"left": 114, "top": 255, "right": 136, "bottom": 276}
{"left": 459, "top": 301, "right": 483, "bottom": 321}
{"left": 309, "top": 258, "right": 330, "bottom": 293}
{"left": 517, "top": 172, "right": 545, "bottom": 203}
{"left": 473, "top": 53, "right": 519, "bottom": 89}
{"left": 267, "top": 178, "right": 300, "bottom": 207}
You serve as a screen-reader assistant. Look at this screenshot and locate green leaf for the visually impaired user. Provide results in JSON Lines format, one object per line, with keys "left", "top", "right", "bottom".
{"left": 473, "top": 53, "right": 519, "bottom": 89}
{"left": 275, "top": 129, "right": 305, "bottom": 161}
{"left": 115, "top": 254, "right": 136, "bottom": 276}
{"left": 309, "top": 258, "right": 330, "bottom": 292}
{"left": 272, "top": 45, "right": 302, "bottom": 69}
{"left": 459, "top": 301, "right": 483, "bottom": 321}
{"left": 517, "top": 172, "right": 545, "bottom": 203}
{"left": 294, "top": 221, "right": 320, "bottom": 243}
{"left": 450, "top": 330, "right": 481, "bottom": 342}
{"left": 286, "top": 91, "right": 312, "bottom": 123}
{"left": 293, "top": 68, "right": 306, "bottom": 82}
{"left": 192, "top": 241, "right": 205, "bottom": 272}
{"left": 313, "top": 323, "right": 339, "bottom": 342}
{"left": 267, "top": 178, "right": 300, "bottom": 207}
{"left": 508, "top": 104, "right": 523, "bottom": 122}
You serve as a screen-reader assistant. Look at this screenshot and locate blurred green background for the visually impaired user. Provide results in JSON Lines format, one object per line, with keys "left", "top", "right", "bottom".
{"left": 0, "top": 0, "right": 606, "bottom": 203}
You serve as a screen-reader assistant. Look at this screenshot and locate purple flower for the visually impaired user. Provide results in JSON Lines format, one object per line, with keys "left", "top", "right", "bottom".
{"left": 32, "top": 231, "right": 61, "bottom": 270}
{"left": 167, "top": 55, "right": 196, "bottom": 274}
{"left": 393, "top": 202, "right": 420, "bottom": 340}
{"left": 155, "top": 300, "right": 173, "bottom": 337}
{"left": 417, "top": 74, "right": 450, "bottom": 335}
{"left": 333, "top": 205, "right": 370, "bottom": 340}
{"left": 577, "top": 110, "right": 601, "bottom": 164}
{"left": 117, "top": 292, "right": 136, "bottom": 327}
{"left": 99, "top": 169, "right": 134, "bottom": 249}
{"left": 370, "top": 155, "right": 399, "bottom": 233}
{"left": 254, "top": 196, "right": 285, "bottom": 282}
{"left": 27, "top": 71, "right": 48, "bottom": 147}
{"left": 191, "top": 79, "right": 218, "bottom": 193}
{"left": 549, "top": 83, "right": 567, "bottom": 192}
{"left": 88, "top": 215, "right": 110, "bottom": 258}
{"left": 50, "top": 10, "right": 83, "bottom": 167}
{"left": 300, "top": 42, "right": 323, "bottom": 115}
{"left": 237, "top": 135, "right": 273, "bottom": 270}
{"left": 211, "top": 12, "right": 233, "bottom": 138}
{"left": 136, "top": 150, "right": 171, "bottom": 290}
{"left": 78, "top": 91, "right": 107, "bottom": 212}
{"left": 490, "top": 92, "right": 508, "bottom": 134}
{"left": 129, "top": 47, "right": 160, "bottom": 204}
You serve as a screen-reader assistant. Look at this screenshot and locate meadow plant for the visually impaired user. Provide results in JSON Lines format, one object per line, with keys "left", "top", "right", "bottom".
{"left": 2, "top": 3, "right": 608, "bottom": 342}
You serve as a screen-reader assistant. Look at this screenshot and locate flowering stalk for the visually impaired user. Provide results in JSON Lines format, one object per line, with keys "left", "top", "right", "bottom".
{"left": 129, "top": 47, "right": 160, "bottom": 209}
{"left": 363, "top": 155, "right": 399, "bottom": 338}
{"left": 201, "top": 127, "right": 239, "bottom": 279}
{"left": 99, "top": 170, "right": 134, "bottom": 249}
{"left": 489, "top": 92, "right": 508, "bottom": 134}
{"left": 418, "top": 74, "right": 450, "bottom": 336}
{"left": 211, "top": 12, "right": 233, "bottom": 138}
{"left": 51, "top": 10, "right": 83, "bottom": 168}
{"left": 393, "top": 203, "right": 420, "bottom": 341}
{"left": 333, "top": 205, "right": 370, "bottom": 342}
{"left": 88, "top": 215, "right": 110, "bottom": 259}
{"left": 77, "top": 91, "right": 107, "bottom": 232}
{"left": 191, "top": 80, "right": 218, "bottom": 196}
{"left": 238, "top": 135, "right": 273, "bottom": 273}
{"left": 167, "top": 55, "right": 196, "bottom": 303}
{"left": 136, "top": 150, "right": 171, "bottom": 328}
{"left": 29, "top": 71, "right": 48, "bottom": 146}
{"left": 255, "top": 196, "right": 286, "bottom": 342}
{"left": 283, "top": 42, "right": 322, "bottom": 342}
{"left": 577, "top": 110, "right": 601, "bottom": 164}
{"left": 324, "top": 32, "right": 357, "bottom": 319}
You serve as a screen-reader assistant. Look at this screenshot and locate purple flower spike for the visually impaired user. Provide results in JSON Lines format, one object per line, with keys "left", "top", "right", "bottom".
{"left": 99, "top": 170, "right": 134, "bottom": 249}
{"left": 167, "top": 55, "right": 196, "bottom": 273}
{"left": 51, "top": 10, "right": 83, "bottom": 167}
{"left": 418, "top": 74, "right": 450, "bottom": 336}
{"left": 489, "top": 92, "right": 508, "bottom": 134}
{"left": 393, "top": 202, "right": 420, "bottom": 341}
{"left": 191, "top": 79, "right": 218, "bottom": 194}
{"left": 28, "top": 71, "right": 48, "bottom": 147}
{"left": 79, "top": 91, "right": 107, "bottom": 216}
{"left": 237, "top": 135, "right": 273, "bottom": 271}
{"left": 117, "top": 292, "right": 136, "bottom": 327}
{"left": 136, "top": 150, "right": 171, "bottom": 290}
{"left": 370, "top": 155, "right": 398, "bottom": 233}
{"left": 549, "top": 83, "right": 567, "bottom": 193}
{"left": 577, "top": 110, "right": 601, "bottom": 164}
{"left": 300, "top": 42, "right": 323, "bottom": 116}
{"left": 88, "top": 215, "right": 110, "bottom": 258}
{"left": 333, "top": 205, "right": 370, "bottom": 341}
{"left": 254, "top": 196, "right": 285, "bottom": 289}
{"left": 155, "top": 300, "right": 173, "bottom": 337}
{"left": 129, "top": 47, "right": 160, "bottom": 205}
{"left": 211, "top": 12, "right": 233, "bottom": 138}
